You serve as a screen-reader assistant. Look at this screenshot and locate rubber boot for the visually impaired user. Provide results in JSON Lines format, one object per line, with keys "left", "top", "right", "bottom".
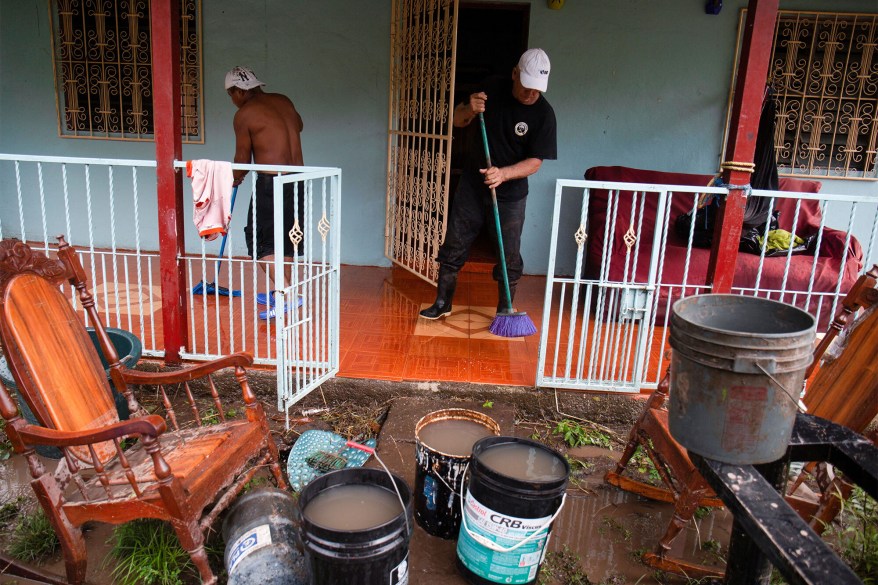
{"left": 497, "top": 280, "right": 518, "bottom": 313}
{"left": 419, "top": 267, "right": 458, "bottom": 320}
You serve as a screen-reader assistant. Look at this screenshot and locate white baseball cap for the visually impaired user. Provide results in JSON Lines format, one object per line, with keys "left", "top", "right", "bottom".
{"left": 224, "top": 66, "right": 266, "bottom": 91}
{"left": 517, "top": 48, "right": 550, "bottom": 92}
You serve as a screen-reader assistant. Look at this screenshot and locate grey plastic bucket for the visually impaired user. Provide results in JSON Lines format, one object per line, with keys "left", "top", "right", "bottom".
{"left": 668, "top": 294, "right": 816, "bottom": 464}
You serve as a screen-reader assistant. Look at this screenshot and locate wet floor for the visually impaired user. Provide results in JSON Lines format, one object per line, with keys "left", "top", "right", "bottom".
{"left": 0, "top": 397, "right": 731, "bottom": 585}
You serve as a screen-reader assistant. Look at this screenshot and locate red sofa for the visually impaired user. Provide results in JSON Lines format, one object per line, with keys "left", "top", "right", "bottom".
{"left": 583, "top": 166, "right": 863, "bottom": 325}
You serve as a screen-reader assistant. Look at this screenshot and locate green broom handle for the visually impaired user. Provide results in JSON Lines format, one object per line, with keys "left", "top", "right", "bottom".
{"left": 478, "top": 113, "right": 514, "bottom": 311}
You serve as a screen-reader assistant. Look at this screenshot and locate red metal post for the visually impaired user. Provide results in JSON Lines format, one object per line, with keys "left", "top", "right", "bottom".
{"left": 707, "top": 0, "right": 779, "bottom": 293}
{"left": 150, "top": 0, "right": 188, "bottom": 363}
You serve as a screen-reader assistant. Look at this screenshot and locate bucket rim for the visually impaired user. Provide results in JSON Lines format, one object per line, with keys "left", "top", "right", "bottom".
{"left": 415, "top": 408, "right": 500, "bottom": 458}
{"left": 471, "top": 436, "right": 569, "bottom": 491}
{"left": 299, "top": 468, "right": 412, "bottom": 536}
{"left": 671, "top": 294, "right": 816, "bottom": 338}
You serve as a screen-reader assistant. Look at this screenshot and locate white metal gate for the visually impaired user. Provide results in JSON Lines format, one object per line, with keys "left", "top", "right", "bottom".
{"left": 538, "top": 179, "right": 726, "bottom": 392}
{"left": 539, "top": 178, "right": 878, "bottom": 393}
{"left": 385, "top": 0, "right": 458, "bottom": 283}
{"left": 272, "top": 171, "right": 342, "bottom": 421}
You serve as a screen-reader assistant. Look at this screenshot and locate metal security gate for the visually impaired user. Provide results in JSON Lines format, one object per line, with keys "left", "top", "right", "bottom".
{"left": 385, "top": 0, "right": 458, "bottom": 283}
{"left": 537, "top": 179, "right": 726, "bottom": 392}
{"left": 273, "top": 170, "right": 342, "bottom": 422}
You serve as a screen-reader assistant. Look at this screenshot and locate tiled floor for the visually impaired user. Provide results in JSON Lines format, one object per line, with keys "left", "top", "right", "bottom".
{"left": 339, "top": 265, "right": 546, "bottom": 386}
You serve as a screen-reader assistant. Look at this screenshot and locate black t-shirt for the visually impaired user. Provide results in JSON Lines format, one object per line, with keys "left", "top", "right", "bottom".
{"left": 462, "top": 76, "right": 557, "bottom": 201}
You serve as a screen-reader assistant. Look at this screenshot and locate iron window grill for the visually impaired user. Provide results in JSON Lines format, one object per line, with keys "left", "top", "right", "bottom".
{"left": 731, "top": 10, "right": 877, "bottom": 181}
{"left": 49, "top": 0, "right": 203, "bottom": 143}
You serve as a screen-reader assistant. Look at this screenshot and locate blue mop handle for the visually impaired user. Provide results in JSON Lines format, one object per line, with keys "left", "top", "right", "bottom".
{"left": 478, "top": 113, "right": 514, "bottom": 311}
{"left": 214, "top": 185, "right": 238, "bottom": 276}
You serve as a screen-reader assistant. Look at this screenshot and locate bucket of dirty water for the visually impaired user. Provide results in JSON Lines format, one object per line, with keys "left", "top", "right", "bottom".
{"left": 222, "top": 487, "right": 308, "bottom": 585}
{"left": 456, "top": 436, "right": 569, "bottom": 585}
{"left": 668, "top": 294, "right": 816, "bottom": 465}
{"left": 298, "top": 467, "right": 413, "bottom": 585}
{"left": 415, "top": 408, "right": 500, "bottom": 539}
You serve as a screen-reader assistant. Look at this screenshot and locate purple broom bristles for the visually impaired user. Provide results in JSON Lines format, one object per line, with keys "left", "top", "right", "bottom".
{"left": 489, "top": 312, "right": 537, "bottom": 338}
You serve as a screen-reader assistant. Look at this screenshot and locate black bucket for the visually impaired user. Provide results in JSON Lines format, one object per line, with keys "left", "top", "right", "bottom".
{"left": 668, "top": 294, "right": 816, "bottom": 464}
{"left": 298, "top": 467, "right": 413, "bottom": 585}
{"left": 222, "top": 487, "right": 309, "bottom": 585}
{"left": 456, "top": 437, "right": 569, "bottom": 585}
{"left": 415, "top": 408, "right": 500, "bottom": 539}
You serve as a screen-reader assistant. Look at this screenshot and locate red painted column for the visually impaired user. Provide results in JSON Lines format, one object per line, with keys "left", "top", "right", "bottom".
{"left": 150, "top": 0, "right": 188, "bottom": 363}
{"left": 707, "top": 0, "right": 779, "bottom": 293}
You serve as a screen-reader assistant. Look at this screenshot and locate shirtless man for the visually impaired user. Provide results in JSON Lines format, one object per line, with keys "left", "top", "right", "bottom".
{"left": 225, "top": 66, "right": 304, "bottom": 319}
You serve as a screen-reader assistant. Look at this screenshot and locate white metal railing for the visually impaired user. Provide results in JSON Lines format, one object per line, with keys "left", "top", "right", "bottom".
{"left": 539, "top": 178, "right": 878, "bottom": 393}
{"left": 0, "top": 154, "right": 163, "bottom": 355}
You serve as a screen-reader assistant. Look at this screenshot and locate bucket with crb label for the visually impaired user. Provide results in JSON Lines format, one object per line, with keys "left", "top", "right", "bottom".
{"left": 415, "top": 408, "right": 500, "bottom": 539}
{"left": 456, "top": 437, "right": 569, "bottom": 585}
{"left": 298, "top": 467, "right": 413, "bottom": 585}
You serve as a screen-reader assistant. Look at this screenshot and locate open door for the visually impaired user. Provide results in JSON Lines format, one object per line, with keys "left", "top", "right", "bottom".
{"left": 385, "top": 0, "right": 459, "bottom": 283}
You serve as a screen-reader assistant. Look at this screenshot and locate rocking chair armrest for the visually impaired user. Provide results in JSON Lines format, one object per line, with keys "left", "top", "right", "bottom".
{"left": 119, "top": 353, "right": 254, "bottom": 385}
{"left": 14, "top": 415, "right": 167, "bottom": 447}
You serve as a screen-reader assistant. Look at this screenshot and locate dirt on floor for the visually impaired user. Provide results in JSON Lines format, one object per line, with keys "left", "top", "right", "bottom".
{"left": 1, "top": 360, "right": 848, "bottom": 585}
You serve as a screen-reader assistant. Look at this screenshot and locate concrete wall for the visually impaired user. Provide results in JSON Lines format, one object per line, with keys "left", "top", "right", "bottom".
{"left": 1, "top": 0, "right": 875, "bottom": 275}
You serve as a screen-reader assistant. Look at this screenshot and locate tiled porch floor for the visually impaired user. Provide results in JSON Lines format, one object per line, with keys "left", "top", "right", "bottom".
{"left": 339, "top": 266, "right": 545, "bottom": 386}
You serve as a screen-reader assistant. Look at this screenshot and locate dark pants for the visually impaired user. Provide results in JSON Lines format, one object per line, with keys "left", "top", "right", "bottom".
{"left": 245, "top": 174, "right": 304, "bottom": 259}
{"left": 436, "top": 174, "right": 527, "bottom": 285}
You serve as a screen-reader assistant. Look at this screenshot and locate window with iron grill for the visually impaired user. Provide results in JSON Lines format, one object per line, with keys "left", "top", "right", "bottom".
{"left": 732, "top": 10, "right": 877, "bottom": 180}
{"left": 49, "top": 0, "right": 203, "bottom": 142}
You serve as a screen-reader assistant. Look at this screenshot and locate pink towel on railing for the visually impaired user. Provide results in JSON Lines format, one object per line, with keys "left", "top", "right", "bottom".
{"left": 186, "top": 159, "right": 233, "bottom": 241}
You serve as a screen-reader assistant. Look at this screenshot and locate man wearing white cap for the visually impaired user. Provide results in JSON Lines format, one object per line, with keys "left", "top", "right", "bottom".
{"left": 225, "top": 66, "right": 305, "bottom": 319}
{"left": 420, "top": 48, "right": 557, "bottom": 320}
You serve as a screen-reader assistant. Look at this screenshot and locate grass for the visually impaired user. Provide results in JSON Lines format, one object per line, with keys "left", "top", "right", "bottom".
{"left": 0, "top": 418, "right": 13, "bottom": 461}
{"left": 553, "top": 420, "right": 612, "bottom": 449}
{"left": 8, "top": 508, "right": 60, "bottom": 562}
{"left": 827, "top": 486, "right": 878, "bottom": 584}
{"left": 106, "top": 520, "right": 197, "bottom": 585}
{"left": 538, "top": 545, "right": 592, "bottom": 585}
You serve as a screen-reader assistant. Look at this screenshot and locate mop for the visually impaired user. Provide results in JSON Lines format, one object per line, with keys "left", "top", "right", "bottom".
{"left": 478, "top": 113, "right": 537, "bottom": 338}
{"left": 192, "top": 186, "right": 242, "bottom": 297}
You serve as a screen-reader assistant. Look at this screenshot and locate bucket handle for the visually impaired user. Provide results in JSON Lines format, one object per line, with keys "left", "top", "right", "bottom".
{"left": 458, "top": 463, "right": 567, "bottom": 554}
{"left": 753, "top": 363, "right": 807, "bottom": 413}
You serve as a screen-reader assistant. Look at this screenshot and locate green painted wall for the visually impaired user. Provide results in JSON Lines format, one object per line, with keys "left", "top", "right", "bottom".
{"left": 1, "top": 0, "right": 875, "bottom": 274}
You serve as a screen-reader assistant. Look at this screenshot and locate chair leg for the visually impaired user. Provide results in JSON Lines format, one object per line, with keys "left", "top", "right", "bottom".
{"left": 58, "top": 524, "right": 88, "bottom": 585}
{"left": 657, "top": 485, "right": 706, "bottom": 556}
{"left": 172, "top": 522, "right": 216, "bottom": 585}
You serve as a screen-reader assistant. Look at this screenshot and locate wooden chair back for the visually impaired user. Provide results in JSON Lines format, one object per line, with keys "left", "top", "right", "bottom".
{"left": 804, "top": 265, "right": 878, "bottom": 432}
{"left": 0, "top": 246, "right": 120, "bottom": 464}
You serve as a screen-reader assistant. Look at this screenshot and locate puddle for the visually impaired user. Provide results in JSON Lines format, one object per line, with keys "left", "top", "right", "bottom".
{"left": 551, "top": 485, "right": 731, "bottom": 583}
{"left": 0, "top": 457, "right": 118, "bottom": 584}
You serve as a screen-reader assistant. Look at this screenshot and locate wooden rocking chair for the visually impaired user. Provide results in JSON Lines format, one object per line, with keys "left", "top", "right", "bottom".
{"left": 604, "top": 264, "right": 878, "bottom": 579}
{"left": 0, "top": 237, "right": 287, "bottom": 585}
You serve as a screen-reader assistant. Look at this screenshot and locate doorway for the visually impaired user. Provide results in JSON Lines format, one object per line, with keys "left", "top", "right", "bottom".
{"left": 451, "top": 2, "right": 530, "bottom": 269}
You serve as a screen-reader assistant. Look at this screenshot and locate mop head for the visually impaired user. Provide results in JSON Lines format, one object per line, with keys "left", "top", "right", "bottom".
{"left": 489, "top": 310, "right": 537, "bottom": 338}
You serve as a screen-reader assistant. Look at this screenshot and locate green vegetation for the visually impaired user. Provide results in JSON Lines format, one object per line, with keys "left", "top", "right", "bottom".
{"left": 553, "top": 420, "right": 611, "bottom": 449}
{"left": 629, "top": 446, "right": 662, "bottom": 484}
{"left": 8, "top": 509, "right": 60, "bottom": 562}
{"left": 106, "top": 520, "right": 196, "bottom": 585}
{"left": 538, "top": 546, "right": 592, "bottom": 585}
{"left": 828, "top": 486, "right": 878, "bottom": 584}
{"left": 482, "top": 400, "right": 494, "bottom": 409}
{"left": 0, "top": 418, "right": 13, "bottom": 461}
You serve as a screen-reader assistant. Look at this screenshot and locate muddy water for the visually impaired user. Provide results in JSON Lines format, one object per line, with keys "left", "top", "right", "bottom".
{"left": 548, "top": 465, "right": 732, "bottom": 583}
{"left": 304, "top": 484, "right": 403, "bottom": 530}
{"left": 418, "top": 418, "right": 495, "bottom": 457}
{"left": 479, "top": 442, "right": 566, "bottom": 481}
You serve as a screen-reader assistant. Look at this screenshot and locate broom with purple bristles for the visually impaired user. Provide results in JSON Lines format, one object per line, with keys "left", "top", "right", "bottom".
{"left": 478, "top": 113, "right": 537, "bottom": 338}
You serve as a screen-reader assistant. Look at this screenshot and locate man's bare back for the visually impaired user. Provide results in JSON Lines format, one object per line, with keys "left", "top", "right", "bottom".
{"left": 231, "top": 88, "right": 304, "bottom": 184}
